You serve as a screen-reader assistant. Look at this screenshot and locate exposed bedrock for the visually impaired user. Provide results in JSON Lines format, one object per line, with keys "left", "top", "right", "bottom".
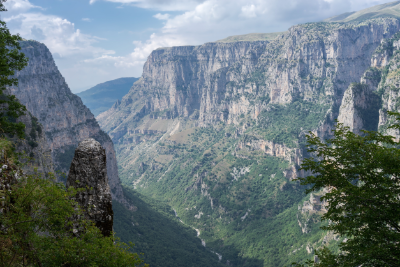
{"left": 98, "top": 18, "right": 400, "bottom": 142}
{"left": 67, "top": 138, "right": 113, "bottom": 237}
{"left": 6, "top": 40, "right": 127, "bottom": 205}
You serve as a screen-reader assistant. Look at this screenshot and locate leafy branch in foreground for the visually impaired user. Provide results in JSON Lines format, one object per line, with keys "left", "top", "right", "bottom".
{"left": 293, "top": 115, "right": 400, "bottom": 267}
{"left": 0, "top": 0, "right": 28, "bottom": 138}
{"left": 0, "top": 138, "right": 147, "bottom": 267}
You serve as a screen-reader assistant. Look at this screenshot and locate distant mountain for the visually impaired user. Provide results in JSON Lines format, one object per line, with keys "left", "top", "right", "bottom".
{"left": 216, "top": 32, "right": 286, "bottom": 43}
{"left": 77, "top": 77, "right": 138, "bottom": 116}
{"left": 324, "top": 0, "right": 400, "bottom": 22}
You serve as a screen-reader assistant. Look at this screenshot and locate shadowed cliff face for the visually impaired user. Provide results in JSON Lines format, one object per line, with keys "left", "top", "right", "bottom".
{"left": 6, "top": 40, "right": 125, "bottom": 204}
{"left": 12, "top": 112, "right": 54, "bottom": 175}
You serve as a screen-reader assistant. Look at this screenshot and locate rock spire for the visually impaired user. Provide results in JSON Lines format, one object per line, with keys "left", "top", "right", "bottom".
{"left": 67, "top": 138, "right": 113, "bottom": 237}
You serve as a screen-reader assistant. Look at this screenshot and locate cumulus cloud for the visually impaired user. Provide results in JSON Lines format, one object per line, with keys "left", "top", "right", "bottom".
{"left": 4, "top": 13, "right": 112, "bottom": 58}
{"left": 86, "top": 33, "right": 188, "bottom": 68}
{"left": 4, "top": 0, "right": 41, "bottom": 13}
{"left": 1, "top": 0, "right": 119, "bottom": 91}
{"left": 89, "top": 0, "right": 207, "bottom": 11}
{"left": 154, "top": 13, "right": 170, "bottom": 20}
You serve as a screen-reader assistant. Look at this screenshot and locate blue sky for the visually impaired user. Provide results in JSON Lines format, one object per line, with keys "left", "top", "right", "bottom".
{"left": 2, "top": 0, "right": 396, "bottom": 93}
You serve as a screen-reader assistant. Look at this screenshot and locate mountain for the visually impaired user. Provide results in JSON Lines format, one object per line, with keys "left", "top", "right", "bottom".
{"left": 323, "top": 0, "right": 400, "bottom": 22}
{"left": 7, "top": 40, "right": 127, "bottom": 204}
{"left": 77, "top": 77, "right": 139, "bottom": 116}
{"left": 96, "top": 3, "right": 400, "bottom": 265}
{"left": 217, "top": 32, "right": 286, "bottom": 43}
{"left": 7, "top": 39, "right": 226, "bottom": 267}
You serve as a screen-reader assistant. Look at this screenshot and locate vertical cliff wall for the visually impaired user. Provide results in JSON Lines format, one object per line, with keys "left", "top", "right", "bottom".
{"left": 7, "top": 40, "right": 125, "bottom": 204}
{"left": 99, "top": 19, "right": 400, "bottom": 139}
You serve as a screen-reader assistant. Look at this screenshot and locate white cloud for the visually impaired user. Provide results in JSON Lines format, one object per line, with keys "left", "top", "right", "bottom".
{"left": 240, "top": 4, "right": 258, "bottom": 18}
{"left": 85, "top": 33, "right": 187, "bottom": 68}
{"left": 82, "top": 18, "right": 92, "bottom": 22}
{"left": 4, "top": 0, "right": 41, "bottom": 13}
{"left": 2, "top": 0, "right": 117, "bottom": 91}
{"left": 89, "top": 0, "right": 207, "bottom": 11}
{"left": 154, "top": 13, "right": 170, "bottom": 20}
{"left": 4, "top": 13, "right": 112, "bottom": 58}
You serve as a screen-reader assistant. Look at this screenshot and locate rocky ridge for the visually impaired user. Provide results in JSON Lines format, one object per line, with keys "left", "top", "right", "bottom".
{"left": 6, "top": 40, "right": 127, "bottom": 205}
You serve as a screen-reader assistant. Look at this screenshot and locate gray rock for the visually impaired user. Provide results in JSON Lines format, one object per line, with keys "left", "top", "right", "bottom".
{"left": 67, "top": 138, "right": 113, "bottom": 237}
{"left": 7, "top": 40, "right": 128, "bottom": 206}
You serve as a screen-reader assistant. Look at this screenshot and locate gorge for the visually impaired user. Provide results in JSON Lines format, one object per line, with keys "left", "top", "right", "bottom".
{"left": 7, "top": 1, "right": 400, "bottom": 266}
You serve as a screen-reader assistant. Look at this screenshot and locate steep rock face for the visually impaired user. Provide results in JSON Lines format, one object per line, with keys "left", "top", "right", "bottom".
{"left": 67, "top": 138, "right": 113, "bottom": 237}
{"left": 13, "top": 112, "right": 54, "bottom": 175}
{"left": 337, "top": 83, "right": 381, "bottom": 133}
{"left": 375, "top": 35, "right": 400, "bottom": 139}
{"left": 97, "top": 41, "right": 269, "bottom": 135}
{"left": 6, "top": 40, "right": 125, "bottom": 204}
{"left": 98, "top": 19, "right": 400, "bottom": 139}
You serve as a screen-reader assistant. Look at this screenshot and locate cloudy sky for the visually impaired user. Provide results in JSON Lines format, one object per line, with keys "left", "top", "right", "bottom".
{"left": 2, "top": 0, "right": 396, "bottom": 93}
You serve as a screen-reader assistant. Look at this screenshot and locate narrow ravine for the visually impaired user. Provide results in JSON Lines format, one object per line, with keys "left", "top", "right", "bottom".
{"left": 173, "top": 209, "right": 222, "bottom": 260}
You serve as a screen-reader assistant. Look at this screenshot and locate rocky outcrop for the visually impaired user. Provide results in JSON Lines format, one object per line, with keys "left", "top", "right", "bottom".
{"left": 337, "top": 83, "right": 381, "bottom": 133}
{"left": 376, "top": 33, "right": 400, "bottom": 139}
{"left": 6, "top": 40, "right": 126, "bottom": 204}
{"left": 67, "top": 139, "right": 113, "bottom": 237}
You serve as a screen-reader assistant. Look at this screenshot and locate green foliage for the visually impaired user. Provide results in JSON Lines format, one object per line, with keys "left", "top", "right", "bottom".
{"left": 0, "top": 1, "right": 28, "bottom": 138}
{"left": 113, "top": 187, "right": 224, "bottom": 267}
{"left": 258, "top": 101, "right": 329, "bottom": 147}
{"left": 0, "top": 138, "right": 146, "bottom": 267}
{"left": 295, "top": 116, "right": 400, "bottom": 266}
{"left": 118, "top": 123, "right": 334, "bottom": 266}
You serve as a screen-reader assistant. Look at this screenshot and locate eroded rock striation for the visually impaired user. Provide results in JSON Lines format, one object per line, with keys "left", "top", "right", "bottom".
{"left": 67, "top": 138, "right": 113, "bottom": 237}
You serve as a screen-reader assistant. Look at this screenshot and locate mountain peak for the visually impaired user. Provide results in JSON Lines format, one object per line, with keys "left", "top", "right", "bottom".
{"left": 324, "top": 0, "right": 400, "bottom": 22}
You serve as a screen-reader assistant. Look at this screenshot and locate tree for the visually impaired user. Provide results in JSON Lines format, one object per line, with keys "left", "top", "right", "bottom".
{"left": 294, "top": 115, "right": 400, "bottom": 267}
{"left": 0, "top": 0, "right": 28, "bottom": 138}
{"left": 0, "top": 138, "right": 148, "bottom": 266}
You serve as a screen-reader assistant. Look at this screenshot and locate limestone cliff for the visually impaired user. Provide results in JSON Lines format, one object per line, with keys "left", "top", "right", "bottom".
{"left": 94, "top": 17, "right": 400, "bottom": 265}
{"left": 99, "top": 18, "right": 400, "bottom": 138}
{"left": 337, "top": 82, "right": 381, "bottom": 133}
{"left": 6, "top": 40, "right": 125, "bottom": 204}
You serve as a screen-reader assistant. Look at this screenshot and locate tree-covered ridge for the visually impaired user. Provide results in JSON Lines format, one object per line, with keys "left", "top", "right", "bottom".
{"left": 112, "top": 117, "right": 341, "bottom": 266}
{"left": 323, "top": 0, "right": 400, "bottom": 23}
{"left": 114, "top": 187, "right": 225, "bottom": 267}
